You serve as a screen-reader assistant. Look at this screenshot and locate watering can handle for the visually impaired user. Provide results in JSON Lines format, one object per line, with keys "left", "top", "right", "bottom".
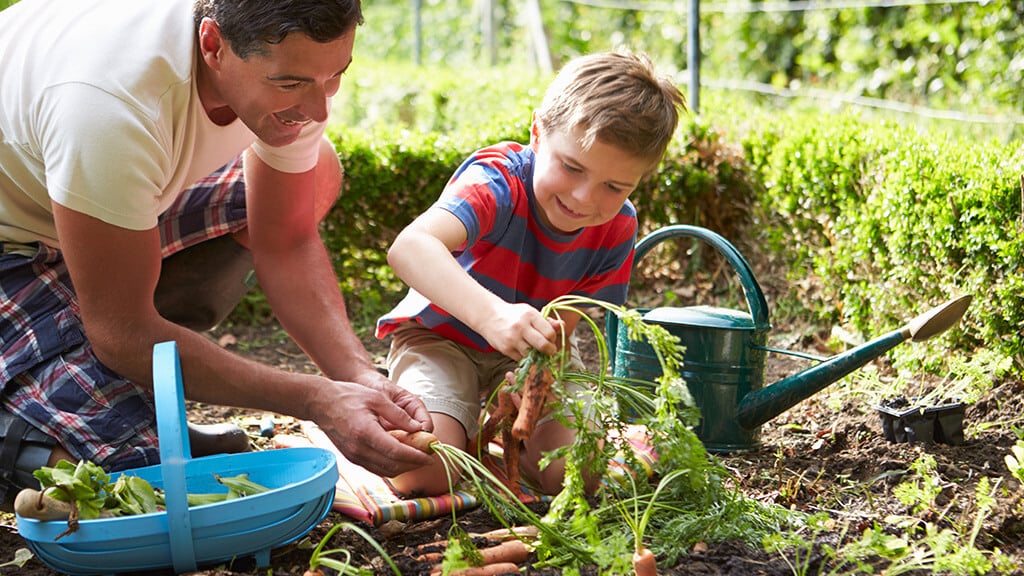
{"left": 632, "top": 225, "right": 770, "bottom": 328}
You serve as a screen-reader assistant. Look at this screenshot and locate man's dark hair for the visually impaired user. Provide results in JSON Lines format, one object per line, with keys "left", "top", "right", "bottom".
{"left": 193, "top": 0, "right": 363, "bottom": 58}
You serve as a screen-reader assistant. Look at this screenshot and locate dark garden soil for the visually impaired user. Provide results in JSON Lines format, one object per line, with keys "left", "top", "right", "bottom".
{"left": 2, "top": 305, "right": 1023, "bottom": 575}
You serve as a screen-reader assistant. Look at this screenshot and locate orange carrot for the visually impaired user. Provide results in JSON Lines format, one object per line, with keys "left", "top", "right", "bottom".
{"left": 477, "top": 539, "right": 532, "bottom": 565}
{"left": 415, "top": 540, "right": 448, "bottom": 553}
{"left": 388, "top": 429, "right": 439, "bottom": 454}
{"left": 502, "top": 431, "right": 524, "bottom": 499}
{"left": 415, "top": 525, "right": 539, "bottom": 552}
{"left": 633, "top": 547, "right": 658, "bottom": 576}
{"left": 429, "top": 563, "right": 521, "bottom": 576}
{"left": 303, "top": 571, "right": 324, "bottom": 576}
{"left": 475, "top": 390, "right": 516, "bottom": 452}
{"left": 425, "top": 539, "right": 531, "bottom": 572}
{"left": 416, "top": 550, "right": 445, "bottom": 563}
{"left": 511, "top": 363, "right": 554, "bottom": 440}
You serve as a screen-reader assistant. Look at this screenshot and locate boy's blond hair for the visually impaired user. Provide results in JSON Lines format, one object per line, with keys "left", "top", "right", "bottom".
{"left": 534, "top": 50, "right": 686, "bottom": 175}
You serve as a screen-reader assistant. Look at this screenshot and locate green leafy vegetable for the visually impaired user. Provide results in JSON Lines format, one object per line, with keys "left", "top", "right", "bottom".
{"left": 30, "top": 460, "right": 272, "bottom": 533}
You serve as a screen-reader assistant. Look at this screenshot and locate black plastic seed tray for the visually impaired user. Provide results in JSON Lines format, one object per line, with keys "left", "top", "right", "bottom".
{"left": 875, "top": 398, "right": 965, "bottom": 445}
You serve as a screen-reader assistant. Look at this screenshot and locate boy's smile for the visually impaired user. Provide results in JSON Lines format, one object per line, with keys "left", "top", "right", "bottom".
{"left": 530, "top": 124, "right": 649, "bottom": 234}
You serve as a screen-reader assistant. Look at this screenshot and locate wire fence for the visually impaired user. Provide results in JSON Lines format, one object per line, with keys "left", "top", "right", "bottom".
{"left": 559, "top": 0, "right": 1024, "bottom": 127}
{"left": 700, "top": 78, "right": 1024, "bottom": 125}
{"left": 570, "top": 0, "right": 983, "bottom": 14}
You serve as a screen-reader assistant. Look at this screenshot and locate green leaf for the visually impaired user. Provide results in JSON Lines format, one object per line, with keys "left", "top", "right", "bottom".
{"left": 0, "top": 548, "right": 34, "bottom": 568}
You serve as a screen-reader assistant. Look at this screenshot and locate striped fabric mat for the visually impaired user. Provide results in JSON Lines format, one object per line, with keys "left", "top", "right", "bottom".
{"left": 274, "top": 421, "right": 655, "bottom": 526}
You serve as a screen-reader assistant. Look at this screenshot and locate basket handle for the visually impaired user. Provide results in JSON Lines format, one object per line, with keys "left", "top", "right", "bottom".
{"left": 631, "top": 225, "right": 770, "bottom": 328}
{"left": 153, "top": 341, "right": 198, "bottom": 573}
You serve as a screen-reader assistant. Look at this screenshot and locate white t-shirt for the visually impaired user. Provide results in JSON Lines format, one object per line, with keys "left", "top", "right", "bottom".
{"left": 0, "top": 0, "right": 326, "bottom": 247}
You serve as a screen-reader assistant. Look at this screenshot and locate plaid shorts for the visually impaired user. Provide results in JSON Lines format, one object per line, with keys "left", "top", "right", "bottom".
{"left": 0, "top": 155, "right": 248, "bottom": 471}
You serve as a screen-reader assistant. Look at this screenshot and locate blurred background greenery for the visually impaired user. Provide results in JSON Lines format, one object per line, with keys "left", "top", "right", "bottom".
{"left": 351, "top": 0, "right": 1024, "bottom": 134}
{"left": 4, "top": 0, "right": 1021, "bottom": 379}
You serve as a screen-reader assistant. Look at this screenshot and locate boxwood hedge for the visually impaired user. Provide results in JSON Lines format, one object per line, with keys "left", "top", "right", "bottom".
{"left": 309, "top": 67, "right": 1021, "bottom": 378}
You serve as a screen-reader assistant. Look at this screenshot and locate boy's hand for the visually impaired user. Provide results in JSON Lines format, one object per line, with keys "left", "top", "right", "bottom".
{"left": 479, "top": 302, "right": 560, "bottom": 360}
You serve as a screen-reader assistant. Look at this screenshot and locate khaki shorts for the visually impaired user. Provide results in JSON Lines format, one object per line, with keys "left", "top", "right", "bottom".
{"left": 385, "top": 323, "right": 586, "bottom": 438}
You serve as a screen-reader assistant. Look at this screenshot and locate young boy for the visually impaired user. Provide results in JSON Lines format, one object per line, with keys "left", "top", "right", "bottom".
{"left": 376, "top": 50, "right": 686, "bottom": 497}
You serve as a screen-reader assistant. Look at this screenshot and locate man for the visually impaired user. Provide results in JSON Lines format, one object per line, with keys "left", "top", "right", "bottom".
{"left": 0, "top": 0, "right": 432, "bottom": 507}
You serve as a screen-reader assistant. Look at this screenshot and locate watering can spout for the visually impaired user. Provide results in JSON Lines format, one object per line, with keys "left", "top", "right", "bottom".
{"left": 735, "top": 294, "right": 973, "bottom": 430}
{"left": 609, "top": 225, "right": 973, "bottom": 453}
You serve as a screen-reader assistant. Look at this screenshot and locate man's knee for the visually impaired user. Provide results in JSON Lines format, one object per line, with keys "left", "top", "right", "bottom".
{"left": 153, "top": 235, "right": 254, "bottom": 332}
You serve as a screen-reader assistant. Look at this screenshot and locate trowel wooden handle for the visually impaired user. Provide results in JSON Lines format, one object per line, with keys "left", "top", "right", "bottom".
{"left": 14, "top": 488, "right": 75, "bottom": 521}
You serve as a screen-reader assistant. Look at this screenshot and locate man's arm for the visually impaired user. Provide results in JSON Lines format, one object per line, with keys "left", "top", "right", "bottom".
{"left": 240, "top": 142, "right": 436, "bottom": 449}
{"left": 51, "top": 196, "right": 431, "bottom": 476}
{"left": 240, "top": 143, "right": 384, "bottom": 386}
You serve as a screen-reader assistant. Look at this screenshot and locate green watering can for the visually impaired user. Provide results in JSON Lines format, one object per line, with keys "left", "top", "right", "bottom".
{"left": 606, "top": 225, "right": 972, "bottom": 453}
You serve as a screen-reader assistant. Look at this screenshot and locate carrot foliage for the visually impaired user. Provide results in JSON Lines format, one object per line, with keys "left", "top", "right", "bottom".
{"left": 474, "top": 296, "right": 803, "bottom": 573}
{"left": 421, "top": 294, "right": 804, "bottom": 574}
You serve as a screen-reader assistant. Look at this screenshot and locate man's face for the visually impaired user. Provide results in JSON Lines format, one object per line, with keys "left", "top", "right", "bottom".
{"left": 530, "top": 122, "right": 649, "bottom": 235}
{"left": 199, "top": 21, "right": 355, "bottom": 147}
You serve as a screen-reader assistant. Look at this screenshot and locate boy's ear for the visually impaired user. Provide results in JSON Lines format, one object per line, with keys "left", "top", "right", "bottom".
{"left": 529, "top": 111, "right": 541, "bottom": 149}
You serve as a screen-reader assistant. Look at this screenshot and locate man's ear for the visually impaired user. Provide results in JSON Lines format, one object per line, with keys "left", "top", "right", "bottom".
{"left": 198, "top": 17, "right": 225, "bottom": 70}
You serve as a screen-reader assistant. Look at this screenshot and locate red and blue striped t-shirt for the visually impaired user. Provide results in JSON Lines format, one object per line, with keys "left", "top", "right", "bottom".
{"left": 376, "top": 142, "right": 637, "bottom": 353}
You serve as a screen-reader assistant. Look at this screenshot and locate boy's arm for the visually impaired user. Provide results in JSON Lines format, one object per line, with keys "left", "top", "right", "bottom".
{"left": 388, "top": 207, "right": 560, "bottom": 360}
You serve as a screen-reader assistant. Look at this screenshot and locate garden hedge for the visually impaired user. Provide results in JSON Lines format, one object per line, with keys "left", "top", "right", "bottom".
{"left": 318, "top": 95, "right": 1021, "bottom": 378}
{"left": 736, "top": 108, "right": 1023, "bottom": 374}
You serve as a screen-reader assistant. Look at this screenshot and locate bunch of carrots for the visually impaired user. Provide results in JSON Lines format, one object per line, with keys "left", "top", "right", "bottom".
{"left": 304, "top": 422, "right": 537, "bottom": 574}
{"left": 378, "top": 294, "right": 670, "bottom": 575}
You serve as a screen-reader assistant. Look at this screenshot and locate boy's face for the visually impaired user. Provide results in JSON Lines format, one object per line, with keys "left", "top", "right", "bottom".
{"left": 530, "top": 121, "right": 649, "bottom": 235}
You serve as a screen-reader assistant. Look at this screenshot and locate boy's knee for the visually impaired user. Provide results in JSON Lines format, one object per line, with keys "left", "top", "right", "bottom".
{"left": 533, "top": 461, "right": 569, "bottom": 495}
{"left": 388, "top": 460, "right": 456, "bottom": 498}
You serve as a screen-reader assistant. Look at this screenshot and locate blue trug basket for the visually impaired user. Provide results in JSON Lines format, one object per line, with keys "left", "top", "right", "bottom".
{"left": 17, "top": 341, "right": 339, "bottom": 575}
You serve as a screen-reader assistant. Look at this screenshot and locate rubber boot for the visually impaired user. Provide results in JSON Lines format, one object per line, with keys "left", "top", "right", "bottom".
{"left": 0, "top": 409, "right": 58, "bottom": 511}
{"left": 154, "top": 235, "right": 255, "bottom": 332}
{"left": 187, "top": 422, "right": 252, "bottom": 457}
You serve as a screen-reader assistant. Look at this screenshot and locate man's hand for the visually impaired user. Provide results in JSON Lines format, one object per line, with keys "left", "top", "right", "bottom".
{"left": 351, "top": 366, "right": 433, "bottom": 430}
{"left": 310, "top": 377, "right": 434, "bottom": 478}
